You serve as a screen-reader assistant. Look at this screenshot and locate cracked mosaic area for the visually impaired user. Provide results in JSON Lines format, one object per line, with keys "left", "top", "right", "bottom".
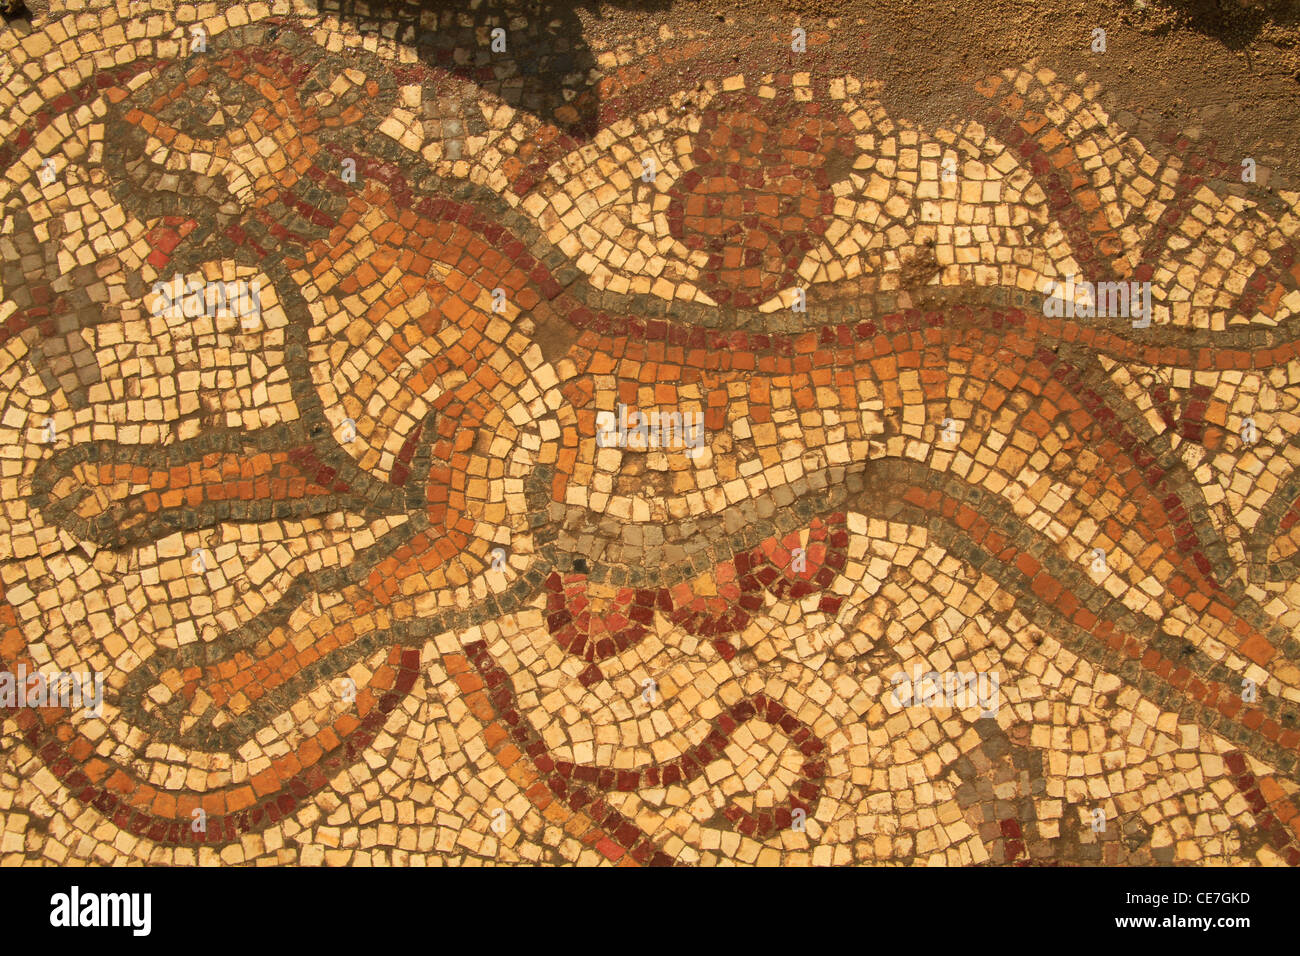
{"left": 3, "top": 3, "right": 1300, "bottom": 866}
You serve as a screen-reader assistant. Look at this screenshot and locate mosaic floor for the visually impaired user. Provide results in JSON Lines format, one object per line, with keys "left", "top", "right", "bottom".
{"left": 3, "top": 2, "right": 1300, "bottom": 867}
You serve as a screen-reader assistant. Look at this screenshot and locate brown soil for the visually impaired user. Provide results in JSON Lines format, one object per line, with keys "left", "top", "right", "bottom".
{"left": 581, "top": 0, "right": 1300, "bottom": 188}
